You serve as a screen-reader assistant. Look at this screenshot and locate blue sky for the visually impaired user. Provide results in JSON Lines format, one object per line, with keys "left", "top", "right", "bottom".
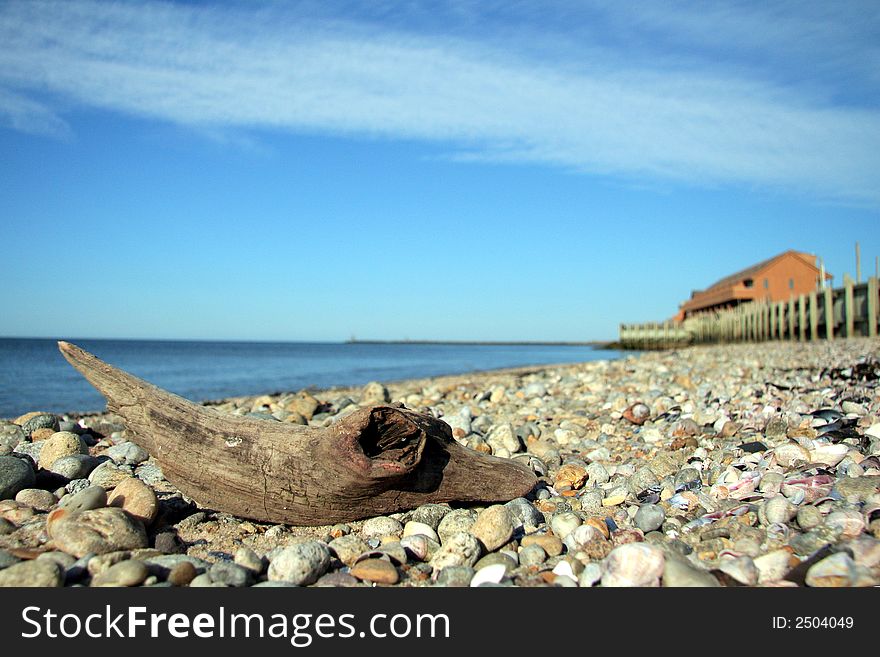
{"left": 1, "top": 0, "right": 878, "bottom": 342}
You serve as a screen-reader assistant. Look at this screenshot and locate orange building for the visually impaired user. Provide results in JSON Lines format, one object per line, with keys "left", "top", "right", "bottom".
{"left": 677, "top": 250, "right": 831, "bottom": 320}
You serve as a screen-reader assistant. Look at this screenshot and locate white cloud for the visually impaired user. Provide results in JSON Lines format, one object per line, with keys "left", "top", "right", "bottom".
{"left": 1, "top": 0, "right": 879, "bottom": 204}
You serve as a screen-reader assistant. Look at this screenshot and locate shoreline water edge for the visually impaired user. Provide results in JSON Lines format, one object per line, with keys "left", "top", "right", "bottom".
{"left": 1, "top": 338, "right": 879, "bottom": 587}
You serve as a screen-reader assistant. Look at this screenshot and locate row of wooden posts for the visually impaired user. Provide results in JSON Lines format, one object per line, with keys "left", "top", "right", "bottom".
{"left": 619, "top": 276, "right": 879, "bottom": 350}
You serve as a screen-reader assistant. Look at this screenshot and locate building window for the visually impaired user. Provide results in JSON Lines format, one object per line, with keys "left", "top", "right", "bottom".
{"left": 763, "top": 278, "right": 769, "bottom": 289}
{"left": 743, "top": 278, "right": 754, "bottom": 288}
{"left": 789, "top": 278, "right": 794, "bottom": 290}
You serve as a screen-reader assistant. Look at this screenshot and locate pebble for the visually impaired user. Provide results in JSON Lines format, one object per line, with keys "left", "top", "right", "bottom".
{"left": 433, "top": 566, "right": 475, "bottom": 587}
{"left": 662, "top": 556, "right": 720, "bottom": 587}
{"left": 268, "top": 541, "right": 330, "bottom": 586}
{"left": 549, "top": 512, "right": 581, "bottom": 539}
{"left": 410, "top": 504, "right": 451, "bottom": 529}
{"left": 521, "top": 534, "right": 563, "bottom": 557}
{"left": 314, "top": 572, "right": 360, "bottom": 587}
{"left": 763, "top": 496, "right": 796, "bottom": 525}
{"left": 329, "top": 535, "right": 370, "bottom": 566}
{"left": 429, "top": 532, "right": 481, "bottom": 570}
{"left": 471, "top": 505, "right": 514, "bottom": 551}
{"left": 91, "top": 559, "right": 149, "bottom": 587}
{"left": 634, "top": 504, "right": 666, "bottom": 533}
{"left": 0, "top": 559, "right": 62, "bottom": 587}
{"left": 505, "top": 497, "right": 544, "bottom": 528}
{"left": 60, "top": 485, "right": 108, "bottom": 513}
{"left": 518, "top": 544, "right": 547, "bottom": 566}
{"left": 47, "top": 507, "right": 148, "bottom": 557}
{"left": 167, "top": 562, "right": 198, "bottom": 586}
{"left": 0, "top": 424, "right": 25, "bottom": 455}
{"left": 107, "top": 476, "right": 159, "bottom": 525}
{"left": 88, "top": 461, "right": 132, "bottom": 489}
{"left": 14, "top": 488, "right": 56, "bottom": 511}
{"left": 601, "top": 543, "right": 665, "bottom": 587}
{"left": 37, "top": 432, "right": 89, "bottom": 470}
{"left": 106, "top": 441, "right": 150, "bottom": 466}
{"left": 234, "top": 546, "right": 266, "bottom": 574}
{"left": 49, "top": 454, "right": 98, "bottom": 480}
{"left": 361, "top": 516, "right": 403, "bottom": 539}
{"left": 210, "top": 561, "right": 253, "bottom": 587}
{"left": 795, "top": 506, "right": 823, "bottom": 531}
{"left": 0, "top": 455, "right": 36, "bottom": 499}
{"left": 716, "top": 556, "right": 758, "bottom": 586}
{"left": 350, "top": 558, "right": 399, "bottom": 585}
{"left": 20, "top": 413, "right": 60, "bottom": 437}
{"left": 437, "top": 509, "right": 476, "bottom": 543}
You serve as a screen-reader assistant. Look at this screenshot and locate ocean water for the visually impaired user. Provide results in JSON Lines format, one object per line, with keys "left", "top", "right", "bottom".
{"left": 0, "top": 338, "right": 623, "bottom": 418}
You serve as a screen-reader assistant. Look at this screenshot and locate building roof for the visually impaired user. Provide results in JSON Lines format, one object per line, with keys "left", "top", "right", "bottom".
{"left": 679, "top": 250, "right": 830, "bottom": 316}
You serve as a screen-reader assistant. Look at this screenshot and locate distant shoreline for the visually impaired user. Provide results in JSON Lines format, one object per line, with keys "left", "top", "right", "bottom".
{"left": 346, "top": 339, "right": 609, "bottom": 347}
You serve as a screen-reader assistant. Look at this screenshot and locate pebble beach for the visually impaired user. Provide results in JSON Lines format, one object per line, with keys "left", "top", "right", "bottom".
{"left": 1, "top": 338, "right": 879, "bottom": 588}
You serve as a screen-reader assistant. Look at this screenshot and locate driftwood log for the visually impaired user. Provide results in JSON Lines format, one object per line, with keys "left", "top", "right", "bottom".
{"left": 58, "top": 341, "right": 536, "bottom": 525}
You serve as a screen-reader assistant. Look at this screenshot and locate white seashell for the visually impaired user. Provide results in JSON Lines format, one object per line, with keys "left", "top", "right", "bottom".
{"left": 601, "top": 543, "right": 664, "bottom": 587}
{"left": 578, "top": 562, "right": 603, "bottom": 587}
{"left": 764, "top": 496, "right": 796, "bottom": 524}
{"left": 402, "top": 521, "right": 440, "bottom": 543}
{"left": 809, "top": 444, "right": 848, "bottom": 467}
{"left": 773, "top": 443, "right": 811, "bottom": 467}
{"left": 717, "top": 555, "right": 758, "bottom": 586}
{"left": 825, "top": 510, "right": 865, "bottom": 539}
{"left": 754, "top": 549, "right": 794, "bottom": 583}
{"left": 399, "top": 535, "right": 429, "bottom": 561}
{"left": 470, "top": 563, "right": 507, "bottom": 587}
{"left": 805, "top": 552, "right": 856, "bottom": 587}
{"left": 552, "top": 560, "right": 576, "bottom": 579}
{"left": 562, "top": 525, "right": 604, "bottom": 552}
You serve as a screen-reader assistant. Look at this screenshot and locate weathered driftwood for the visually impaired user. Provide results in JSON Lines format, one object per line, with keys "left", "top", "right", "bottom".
{"left": 58, "top": 341, "right": 536, "bottom": 525}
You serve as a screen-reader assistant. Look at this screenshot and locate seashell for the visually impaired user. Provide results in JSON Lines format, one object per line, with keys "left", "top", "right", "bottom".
{"left": 773, "top": 443, "right": 811, "bottom": 467}
{"left": 785, "top": 488, "right": 806, "bottom": 505}
{"left": 763, "top": 496, "right": 796, "bottom": 525}
{"left": 623, "top": 403, "right": 651, "bottom": 425}
{"left": 716, "top": 555, "right": 758, "bottom": 586}
{"left": 809, "top": 444, "right": 848, "bottom": 467}
{"left": 600, "top": 543, "right": 664, "bottom": 587}
{"left": 805, "top": 552, "right": 856, "bottom": 587}
{"left": 399, "top": 535, "right": 430, "bottom": 561}
{"left": 551, "top": 560, "right": 577, "bottom": 581}
{"left": 563, "top": 524, "right": 605, "bottom": 552}
{"left": 824, "top": 509, "right": 865, "bottom": 539}
{"left": 754, "top": 549, "right": 797, "bottom": 584}
{"left": 402, "top": 521, "right": 440, "bottom": 543}
{"left": 470, "top": 563, "right": 507, "bottom": 587}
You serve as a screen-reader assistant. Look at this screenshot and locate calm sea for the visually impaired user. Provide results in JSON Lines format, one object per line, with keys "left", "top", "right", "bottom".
{"left": 0, "top": 338, "right": 623, "bottom": 418}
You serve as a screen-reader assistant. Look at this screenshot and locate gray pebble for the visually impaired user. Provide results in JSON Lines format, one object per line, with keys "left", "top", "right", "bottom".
{"left": 0, "top": 549, "right": 22, "bottom": 569}
{"left": 91, "top": 559, "right": 149, "bottom": 587}
{"left": 60, "top": 485, "right": 108, "bottom": 513}
{"left": 49, "top": 454, "right": 99, "bottom": 480}
{"left": 410, "top": 504, "right": 452, "bottom": 530}
{"left": 635, "top": 504, "right": 666, "bottom": 533}
{"left": 433, "top": 566, "right": 475, "bottom": 587}
{"left": 437, "top": 509, "right": 476, "bottom": 543}
{"left": 361, "top": 516, "right": 403, "bottom": 539}
{"left": 504, "top": 497, "right": 544, "bottom": 529}
{"left": 210, "top": 561, "right": 253, "bottom": 587}
{"left": 0, "top": 424, "right": 25, "bottom": 455}
{"left": 268, "top": 541, "right": 331, "bottom": 585}
{"left": 234, "top": 546, "right": 266, "bottom": 573}
{"left": 106, "top": 441, "right": 150, "bottom": 466}
{"left": 0, "top": 559, "right": 62, "bottom": 587}
{"left": 0, "top": 455, "right": 35, "bottom": 500}
{"left": 21, "top": 414, "right": 60, "bottom": 436}
{"left": 518, "top": 544, "right": 547, "bottom": 566}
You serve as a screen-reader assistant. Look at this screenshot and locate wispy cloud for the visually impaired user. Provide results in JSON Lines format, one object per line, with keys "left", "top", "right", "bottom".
{"left": 1, "top": 0, "right": 879, "bottom": 204}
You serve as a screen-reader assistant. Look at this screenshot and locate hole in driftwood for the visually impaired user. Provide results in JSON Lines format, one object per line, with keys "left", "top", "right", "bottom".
{"left": 359, "top": 408, "right": 424, "bottom": 467}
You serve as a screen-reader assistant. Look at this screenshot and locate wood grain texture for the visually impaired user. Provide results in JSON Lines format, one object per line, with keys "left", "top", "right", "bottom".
{"left": 58, "top": 341, "right": 536, "bottom": 525}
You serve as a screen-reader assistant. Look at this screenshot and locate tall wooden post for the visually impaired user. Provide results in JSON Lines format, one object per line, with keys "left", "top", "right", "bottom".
{"left": 824, "top": 286, "right": 834, "bottom": 340}
{"left": 788, "top": 296, "right": 796, "bottom": 340}
{"left": 798, "top": 294, "right": 807, "bottom": 341}
{"left": 809, "top": 290, "right": 818, "bottom": 340}
{"left": 868, "top": 276, "right": 878, "bottom": 338}
{"left": 778, "top": 302, "right": 785, "bottom": 339}
{"left": 844, "top": 276, "right": 855, "bottom": 338}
